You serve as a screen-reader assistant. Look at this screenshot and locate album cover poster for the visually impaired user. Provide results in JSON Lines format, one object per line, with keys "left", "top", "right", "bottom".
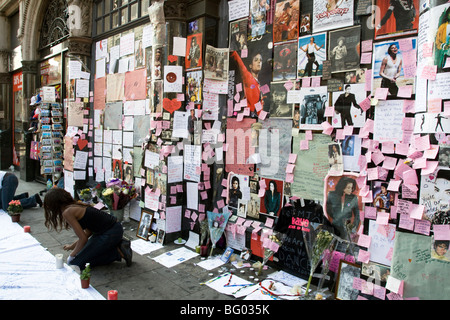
{"left": 331, "top": 83, "right": 367, "bottom": 128}
{"left": 328, "top": 26, "right": 361, "bottom": 73}
{"left": 312, "top": 0, "right": 354, "bottom": 33}
{"left": 229, "top": 27, "right": 274, "bottom": 115}
{"left": 273, "top": 41, "right": 297, "bottom": 81}
{"left": 268, "top": 81, "right": 294, "bottom": 118}
{"left": 229, "top": 18, "right": 249, "bottom": 54}
{"left": 374, "top": 0, "right": 419, "bottom": 40}
{"left": 273, "top": 0, "right": 300, "bottom": 43}
{"left": 186, "top": 70, "right": 202, "bottom": 104}
{"left": 300, "top": 13, "right": 311, "bottom": 35}
{"left": 298, "top": 86, "right": 328, "bottom": 130}
{"left": 297, "top": 32, "right": 326, "bottom": 78}
{"left": 185, "top": 33, "right": 203, "bottom": 70}
{"left": 204, "top": 45, "right": 229, "bottom": 81}
{"left": 249, "top": 0, "right": 274, "bottom": 38}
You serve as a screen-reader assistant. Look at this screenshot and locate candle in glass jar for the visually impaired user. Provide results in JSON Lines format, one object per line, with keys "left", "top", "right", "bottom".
{"left": 108, "top": 290, "right": 118, "bottom": 300}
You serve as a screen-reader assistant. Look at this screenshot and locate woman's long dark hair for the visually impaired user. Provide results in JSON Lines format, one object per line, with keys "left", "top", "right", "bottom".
{"left": 44, "top": 188, "right": 77, "bottom": 231}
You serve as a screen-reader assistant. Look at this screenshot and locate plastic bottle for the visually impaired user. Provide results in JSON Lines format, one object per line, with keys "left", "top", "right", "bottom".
{"left": 46, "top": 179, "right": 53, "bottom": 190}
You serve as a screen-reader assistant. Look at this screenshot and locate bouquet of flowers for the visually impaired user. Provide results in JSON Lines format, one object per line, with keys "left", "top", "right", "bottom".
{"left": 78, "top": 188, "right": 93, "bottom": 203}
{"left": 207, "top": 210, "right": 231, "bottom": 257}
{"left": 302, "top": 225, "right": 335, "bottom": 297}
{"left": 96, "top": 178, "right": 137, "bottom": 210}
{"left": 258, "top": 230, "right": 284, "bottom": 276}
{"left": 7, "top": 200, "right": 23, "bottom": 216}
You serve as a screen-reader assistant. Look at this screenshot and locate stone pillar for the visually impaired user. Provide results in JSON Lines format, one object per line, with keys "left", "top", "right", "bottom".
{"left": 0, "top": 13, "right": 12, "bottom": 169}
{"left": 20, "top": 60, "right": 38, "bottom": 180}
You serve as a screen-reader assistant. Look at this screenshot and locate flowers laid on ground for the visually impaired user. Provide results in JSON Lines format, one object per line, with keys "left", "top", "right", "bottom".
{"left": 7, "top": 200, "right": 23, "bottom": 215}
{"left": 96, "top": 178, "right": 137, "bottom": 210}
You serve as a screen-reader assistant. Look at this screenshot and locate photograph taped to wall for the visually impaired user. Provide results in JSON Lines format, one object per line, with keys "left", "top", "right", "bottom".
{"left": 229, "top": 26, "right": 273, "bottom": 115}
{"left": 297, "top": 32, "right": 326, "bottom": 78}
{"left": 248, "top": 0, "right": 272, "bottom": 38}
{"left": 185, "top": 33, "right": 202, "bottom": 70}
{"left": 328, "top": 26, "right": 361, "bottom": 73}
{"left": 374, "top": 0, "right": 419, "bottom": 40}
{"left": 298, "top": 86, "right": 328, "bottom": 130}
{"left": 372, "top": 37, "right": 417, "bottom": 98}
{"left": 259, "top": 178, "right": 284, "bottom": 217}
{"left": 268, "top": 81, "right": 294, "bottom": 118}
{"left": 229, "top": 18, "right": 248, "bottom": 54}
{"left": 273, "top": 41, "right": 297, "bottom": 81}
{"left": 331, "top": 83, "right": 366, "bottom": 128}
{"left": 324, "top": 173, "right": 363, "bottom": 241}
{"left": 273, "top": 0, "right": 299, "bottom": 43}
{"left": 186, "top": 70, "right": 202, "bottom": 103}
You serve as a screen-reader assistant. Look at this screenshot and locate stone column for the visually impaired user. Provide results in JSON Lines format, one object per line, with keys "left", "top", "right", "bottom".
{"left": 20, "top": 60, "right": 38, "bottom": 180}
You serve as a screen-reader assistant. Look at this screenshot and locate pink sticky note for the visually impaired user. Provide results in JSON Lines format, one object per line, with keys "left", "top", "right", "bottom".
{"left": 376, "top": 211, "right": 390, "bottom": 225}
{"left": 299, "top": 140, "right": 309, "bottom": 150}
{"left": 360, "top": 52, "right": 372, "bottom": 64}
{"left": 374, "top": 87, "right": 389, "bottom": 100}
{"left": 357, "top": 234, "right": 371, "bottom": 248}
{"left": 397, "top": 86, "right": 412, "bottom": 98}
{"left": 288, "top": 153, "right": 297, "bottom": 163}
{"left": 357, "top": 249, "right": 371, "bottom": 263}
{"left": 258, "top": 110, "right": 268, "bottom": 120}
{"left": 433, "top": 225, "right": 450, "bottom": 240}
{"left": 421, "top": 65, "right": 437, "bottom": 80}
{"left": 410, "top": 204, "right": 425, "bottom": 220}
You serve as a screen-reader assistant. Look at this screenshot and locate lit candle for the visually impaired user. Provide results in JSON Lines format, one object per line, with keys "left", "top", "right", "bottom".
{"left": 23, "top": 226, "right": 31, "bottom": 233}
{"left": 55, "top": 254, "right": 64, "bottom": 269}
{"left": 108, "top": 290, "right": 118, "bottom": 300}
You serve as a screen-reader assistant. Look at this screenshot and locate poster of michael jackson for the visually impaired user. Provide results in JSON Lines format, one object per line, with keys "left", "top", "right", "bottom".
{"left": 374, "top": 0, "right": 419, "bottom": 40}
{"left": 229, "top": 25, "right": 274, "bottom": 117}
{"left": 312, "top": 0, "right": 354, "bottom": 33}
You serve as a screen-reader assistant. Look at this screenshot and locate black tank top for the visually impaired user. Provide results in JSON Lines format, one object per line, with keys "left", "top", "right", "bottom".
{"left": 78, "top": 206, "right": 117, "bottom": 234}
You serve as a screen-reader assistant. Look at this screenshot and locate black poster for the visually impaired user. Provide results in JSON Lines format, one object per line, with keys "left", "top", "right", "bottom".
{"left": 274, "top": 201, "right": 332, "bottom": 281}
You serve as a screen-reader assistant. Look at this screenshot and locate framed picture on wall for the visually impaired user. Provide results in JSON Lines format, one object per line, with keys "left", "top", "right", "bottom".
{"left": 335, "top": 260, "right": 361, "bottom": 300}
{"left": 137, "top": 210, "right": 154, "bottom": 240}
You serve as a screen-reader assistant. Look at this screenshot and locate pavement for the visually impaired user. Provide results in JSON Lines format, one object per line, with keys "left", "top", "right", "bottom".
{"left": 10, "top": 171, "right": 282, "bottom": 303}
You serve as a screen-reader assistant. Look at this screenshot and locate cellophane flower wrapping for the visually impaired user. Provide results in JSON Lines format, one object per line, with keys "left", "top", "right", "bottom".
{"left": 207, "top": 210, "right": 231, "bottom": 256}
{"left": 302, "top": 224, "right": 334, "bottom": 296}
{"left": 259, "top": 229, "right": 284, "bottom": 275}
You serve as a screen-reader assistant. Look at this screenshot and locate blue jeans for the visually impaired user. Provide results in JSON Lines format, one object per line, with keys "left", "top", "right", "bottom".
{"left": 70, "top": 222, "right": 124, "bottom": 270}
{"left": 0, "top": 174, "right": 37, "bottom": 211}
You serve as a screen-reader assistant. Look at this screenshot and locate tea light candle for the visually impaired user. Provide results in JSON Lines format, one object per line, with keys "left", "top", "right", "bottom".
{"left": 240, "top": 270, "right": 245, "bottom": 274}
{"left": 55, "top": 254, "right": 64, "bottom": 269}
{"left": 23, "top": 226, "right": 31, "bottom": 233}
{"left": 108, "top": 290, "right": 118, "bottom": 300}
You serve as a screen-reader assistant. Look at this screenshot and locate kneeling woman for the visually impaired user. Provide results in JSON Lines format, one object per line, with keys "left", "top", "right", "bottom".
{"left": 44, "top": 188, "right": 132, "bottom": 270}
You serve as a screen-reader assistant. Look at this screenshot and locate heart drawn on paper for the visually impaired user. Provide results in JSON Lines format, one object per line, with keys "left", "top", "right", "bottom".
{"left": 163, "top": 98, "right": 182, "bottom": 114}
{"left": 77, "top": 138, "right": 88, "bottom": 150}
